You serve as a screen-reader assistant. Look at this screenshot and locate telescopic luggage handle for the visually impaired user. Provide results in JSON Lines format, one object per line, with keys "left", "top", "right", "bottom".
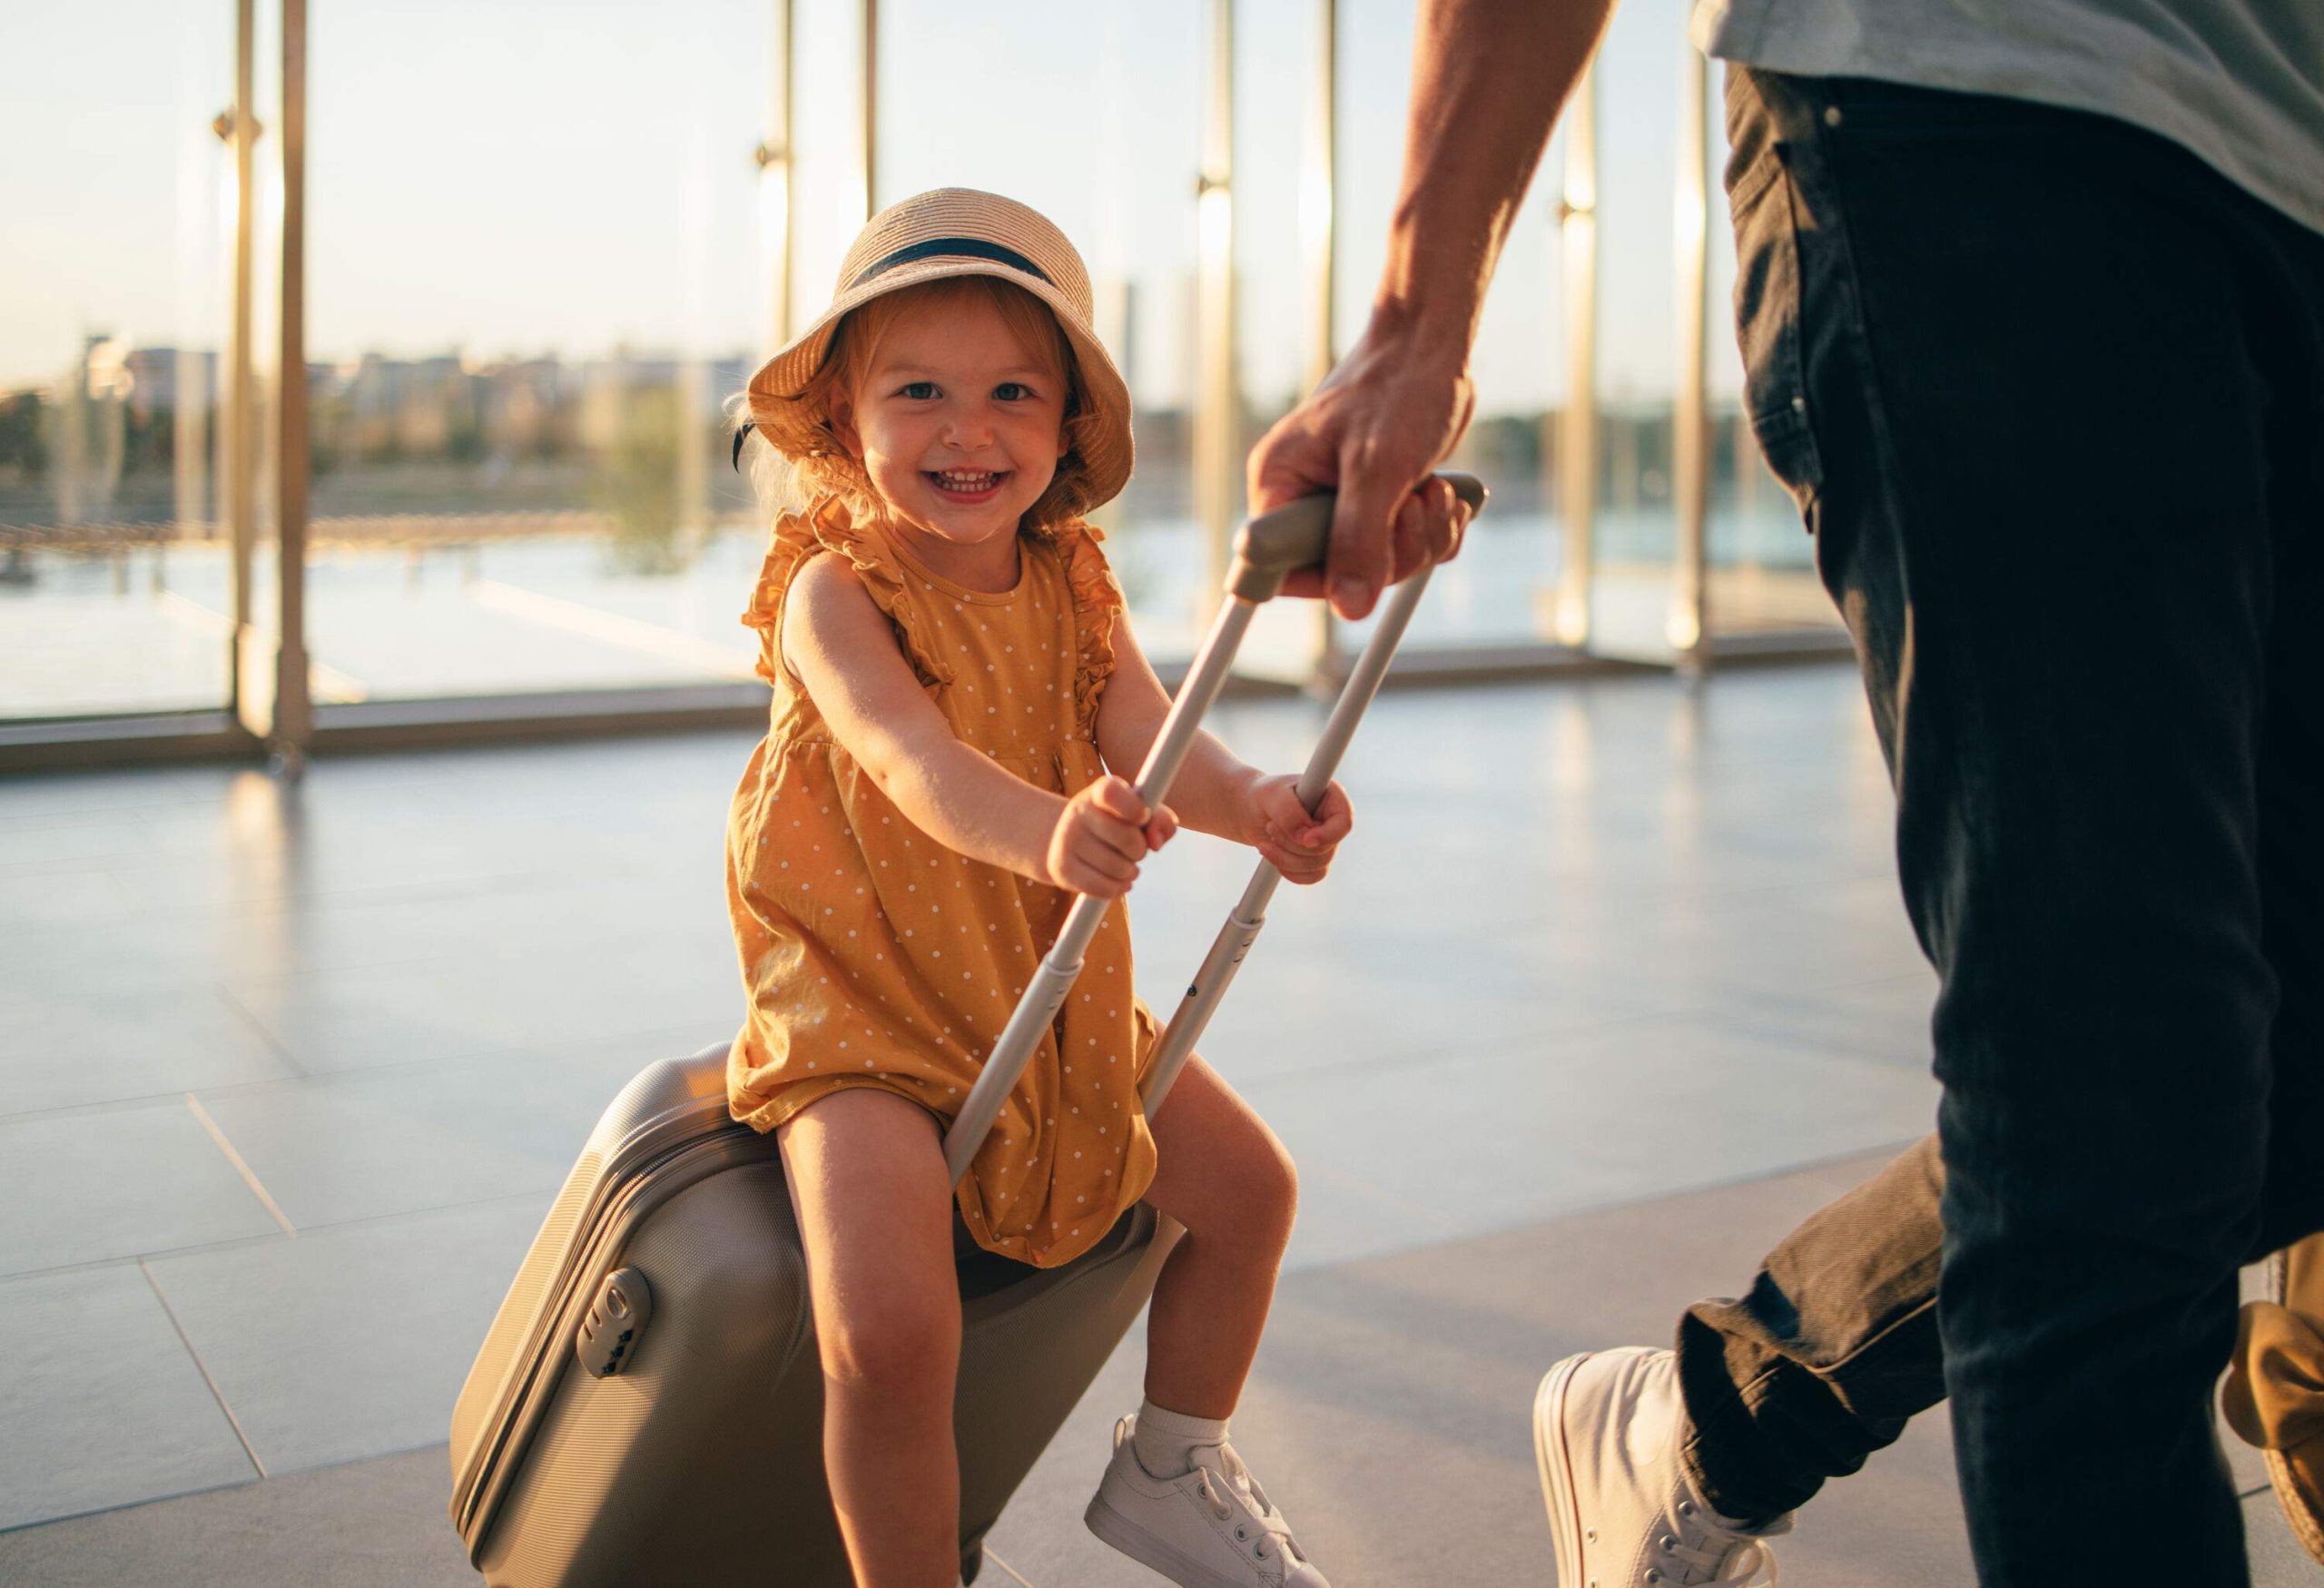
{"left": 941, "top": 472, "right": 1488, "bottom": 1184}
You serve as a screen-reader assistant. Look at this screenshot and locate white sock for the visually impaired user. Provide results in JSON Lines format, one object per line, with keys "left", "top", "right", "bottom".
{"left": 1132, "top": 1398, "right": 1231, "bottom": 1478}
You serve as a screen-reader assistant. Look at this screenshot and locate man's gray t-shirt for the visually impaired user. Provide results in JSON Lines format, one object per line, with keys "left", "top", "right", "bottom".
{"left": 1689, "top": 0, "right": 2324, "bottom": 234}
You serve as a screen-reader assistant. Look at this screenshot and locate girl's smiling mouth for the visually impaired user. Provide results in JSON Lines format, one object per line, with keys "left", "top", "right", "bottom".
{"left": 927, "top": 469, "right": 1007, "bottom": 502}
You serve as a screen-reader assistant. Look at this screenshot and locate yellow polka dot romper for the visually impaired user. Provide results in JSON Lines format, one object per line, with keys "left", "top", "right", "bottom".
{"left": 724, "top": 495, "right": 1160, "bottom": 1269}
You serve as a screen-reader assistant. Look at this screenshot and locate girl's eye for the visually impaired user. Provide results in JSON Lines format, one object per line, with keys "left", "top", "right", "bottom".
{"left": 898, "top": 381, "right": 937, "bottom": 400}
{"left": 994, "top": 381, "right": 1036, "bottom": 402}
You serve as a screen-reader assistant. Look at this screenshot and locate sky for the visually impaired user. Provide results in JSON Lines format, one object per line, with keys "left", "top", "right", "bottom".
{"left": 0, "top": 0, "right": 1738, "bottom": 414}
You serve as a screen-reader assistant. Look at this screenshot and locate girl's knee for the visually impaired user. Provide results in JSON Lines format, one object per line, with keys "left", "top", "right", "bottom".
{"left": 1232, "top": 1132, "right": 1299, "bottom": 1252}
{"left": 820, "top": 1292, "right": 959, "bottom": 1396}
{"left": 1262, "top": 1138, "right": 1299, "bottom": 1236}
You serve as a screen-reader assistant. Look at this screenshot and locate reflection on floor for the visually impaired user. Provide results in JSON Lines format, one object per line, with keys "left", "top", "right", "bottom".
{"left": 0, "top": 666, "right": 2300, "bottom": 1583}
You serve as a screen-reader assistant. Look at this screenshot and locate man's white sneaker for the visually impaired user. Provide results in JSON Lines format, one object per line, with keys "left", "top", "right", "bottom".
{"left": 1533, "top": 1346, "right": 1789, "bottom": 1587}
{"left": 1085, "top": 1415, "right": 1330, "bottom": 1588}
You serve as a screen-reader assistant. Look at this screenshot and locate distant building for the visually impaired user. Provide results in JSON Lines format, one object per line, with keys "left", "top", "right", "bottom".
{"left": 117, "top": 348, "right": 219, "bottom": 423}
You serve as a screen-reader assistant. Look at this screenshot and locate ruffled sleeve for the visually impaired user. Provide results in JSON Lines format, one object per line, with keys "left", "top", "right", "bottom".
{"left": 737, "top": 494, "right": 956, "bottom": 690}
{"left": 1049, "top": 517, "right": 1124, "bottom": 737}
{"left": 738, "top": 506, "right": 820, "bottom": 686}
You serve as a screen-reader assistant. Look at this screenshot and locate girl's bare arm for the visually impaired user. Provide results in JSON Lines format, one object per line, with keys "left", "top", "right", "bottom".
{"left": 1096, "top": 615, "right": 1356, "bottom": 883}
{"left": 1092, "top": 616, "right": 1262, "bottom": 844}
{"left": 783, "top": 554, "right": 1156, "bottom": 895}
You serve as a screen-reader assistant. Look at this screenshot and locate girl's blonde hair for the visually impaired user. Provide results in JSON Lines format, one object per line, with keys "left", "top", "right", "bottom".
{"left": 734, "top": 275, "right": 1106, "bottom": 533}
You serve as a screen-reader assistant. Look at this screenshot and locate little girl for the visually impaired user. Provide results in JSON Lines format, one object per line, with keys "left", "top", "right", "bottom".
{"left": 726, "top": 189, "right": 1348, "bottom": 1588}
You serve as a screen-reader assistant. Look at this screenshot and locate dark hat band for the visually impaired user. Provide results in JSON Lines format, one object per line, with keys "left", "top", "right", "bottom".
{"left": 847, "top": 237, "right": 1054, "bottom": 291}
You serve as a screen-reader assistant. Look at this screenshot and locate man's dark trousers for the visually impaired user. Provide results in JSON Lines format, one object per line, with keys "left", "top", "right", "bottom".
{"left": 1673, "top": 66, "right": 2324, "bottom": 1585}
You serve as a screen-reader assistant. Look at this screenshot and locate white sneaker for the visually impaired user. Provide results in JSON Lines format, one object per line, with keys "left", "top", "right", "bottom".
{"left": 1085, "top": 1415, "right": 1330, "bottom": 1588}
{"left": 1533, "top": 1347, "right": 1789, "bottom": 1586}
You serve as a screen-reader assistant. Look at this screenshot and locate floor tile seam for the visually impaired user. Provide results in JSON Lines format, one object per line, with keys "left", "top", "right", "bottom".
{"left": 0, "top": 788, "right": 222, "bottom": 823}
{"left": 136, "top": 1257, "right": 270, "bottom": 1483}
{"left": 213, "top": 1182, "right": 558, "bottom": 1245}
{"left": 143, "top": 878, "right": 712, "bottom": 940}
{"left": 0, "top": 1069, "right": 368, "bottom": 1129}
{"left": 166, "top": 1041, "right": 586, "bottom": 1103}
{"left": 182, "top": 1093, "right": 300, "bottom": 1238}
{"left": 1233, "top": 989, "right": 1899, "bottom": 1092}
{"left": 1646, "top": 858, "right": 1898, "bottom": 893}
{"left": 0, "top": 1021, "right": 730, "bottom": 1129}
{"left": 0, "top": 1190, "right": 552, "bottom": 1287}
{"left": 0, "top": 852, "right": 147, "bottom": 884}
{"left": 0, "top": 1472, "right": 264, "bottom": 1541}
{"left": 172, "top": 1021, "right": 731, "bottom": 1102}
{"left": 0, "top": 803, "right": 186, "bottom": 833}
{"left": 1274, "top": 1131, "right": 1931, "bottom": 1282}
{"left": 211, "top": 982, "right": 309, "bottom": 1079}
{"left": 0, "top": 1090, "right": 223, "bottom": 1129}
{"left": 5, "top": 1437, "right": 476, "bottom": 1526}
{"left": 231, "top": 1435, "right": 462, "bottom": 1484}
{"left": 0, "top": 1229, "right": 292, "bottom": 1288}
{"left": 8, "top": 942, "right": 478, "bottom": 1001}
{"left": 96, "top": 865, "right": 591, "bottom": 919}
{"left": 1235, "top": 1026, "right": 1620, "bottom": 1094}
{"left": 981, "top": 1546, "right": 1038, "bottom": 1587}
{"left": 98, "top": 867, "right": 154, "bottom": 913}
{"left": 74, "top": 883, "right": 567, "bottom": 935}
{"left": 213, "top": 938, "right": 734, "bottom": 996}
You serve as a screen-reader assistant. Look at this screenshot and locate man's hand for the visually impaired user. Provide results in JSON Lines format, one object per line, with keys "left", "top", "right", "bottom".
{"left": 1246, "top": 316, "right": 1478, "bottom": 620}
{"left": 1244, "top": 0, "right": 1611, "bottom": 621}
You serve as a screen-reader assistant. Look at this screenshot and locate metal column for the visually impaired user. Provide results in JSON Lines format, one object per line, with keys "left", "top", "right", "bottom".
{"left": 754, "top": 0, "right": 795, "bottom": 344}
{"left": 1670, "top": 44, "right": 1711, "bottom": 665}
{"left": 225, "top": 0, "right": 258, "bottom": 712}
{"left": 269, "top": 0, "right": 312, "bottom": 767}
{"left": 1551, "top": 68, "right": 1599, "bottom": 650}
{"left": 861, "top": 0, "right": 879, "bottom": 218}
{"left": 1192, "top": 0, "right": 1237, "bottom": 616}
{"left": 1305, "top": 0, "right": 1340, "bottom": 682}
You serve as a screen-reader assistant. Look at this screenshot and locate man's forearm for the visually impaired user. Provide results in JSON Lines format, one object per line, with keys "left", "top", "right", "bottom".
{"left": 1375, "top": 0, "right": 1616, "bottom": 352}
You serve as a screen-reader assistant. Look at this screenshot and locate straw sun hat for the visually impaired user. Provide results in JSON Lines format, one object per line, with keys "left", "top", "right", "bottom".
{"left": 745, "top": 188, "right": 1135, "bottom": 512}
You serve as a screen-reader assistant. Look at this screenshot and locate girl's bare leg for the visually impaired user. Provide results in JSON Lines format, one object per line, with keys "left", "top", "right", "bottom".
{"left": 778, "top": 1090, "right": 962, "bottom": 1588}
{"left": 1137, "top": 1056, "right": 1300, "bottom": 1418}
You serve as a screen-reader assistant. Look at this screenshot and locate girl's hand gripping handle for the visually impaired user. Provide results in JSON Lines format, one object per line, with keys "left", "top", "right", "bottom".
{"left": 1047, "top": 775, "right": 1177, "bottom": 899}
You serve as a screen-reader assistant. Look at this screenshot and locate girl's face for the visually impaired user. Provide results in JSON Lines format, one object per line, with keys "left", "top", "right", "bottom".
{"left": 832, "top": 291, "right": 1069, "bottom": 577}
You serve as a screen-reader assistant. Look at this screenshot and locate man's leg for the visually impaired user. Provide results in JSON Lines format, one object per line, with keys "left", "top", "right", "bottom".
{"left": 1744, "top": 68, "right": 2296, "bottom": 1584}
{"left": 1676, "top": 1137, "right": 1945, "bottom": 1522}
{"left": 2240, "top": 201, "right": 2324, "bottom": 1561}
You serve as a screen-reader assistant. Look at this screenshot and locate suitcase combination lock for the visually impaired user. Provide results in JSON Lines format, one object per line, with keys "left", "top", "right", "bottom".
{"left": 575, "top": 1267, "right": 654, "bottom": 1378}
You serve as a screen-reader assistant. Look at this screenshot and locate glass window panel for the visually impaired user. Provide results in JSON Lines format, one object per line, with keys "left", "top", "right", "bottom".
{"left": 877, "top": 1, "right": 1203, "bottom": 660}
{"left": 792, "top": 0, "right": 866, "bottom": 335}
{"left": 1234, "top": 2, "right": 1317, "bottom": 452}
{"left": 1229, "top": 0, "right": 1327, "bottom": 678}
{"left": 0, "top": 5, "right": 236, "bottom": 721}
{"left": 1587, "top": 0, "right": 1684, "bottom": 661}
{"left": 1335, "top": 0, "right": 1566, "bottom": 651}
{"left": 298, "top": 0, "right": 776, "bottom": 705}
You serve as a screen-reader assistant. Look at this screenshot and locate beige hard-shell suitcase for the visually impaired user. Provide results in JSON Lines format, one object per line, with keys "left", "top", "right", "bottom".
{"left": 448, "top": 478, "right": 1485, "bottom": 1586}
{"left": 448, "top": 1045, "right": 1172, "bottom": 1585}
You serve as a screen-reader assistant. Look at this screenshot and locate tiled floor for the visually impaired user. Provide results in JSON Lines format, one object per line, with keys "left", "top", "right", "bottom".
{"left": 3, "top": 1157, "right": 2310, "bottom": 1586}
{"left": 0, "top": 666, "right": 2308, "bottom": 1582}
